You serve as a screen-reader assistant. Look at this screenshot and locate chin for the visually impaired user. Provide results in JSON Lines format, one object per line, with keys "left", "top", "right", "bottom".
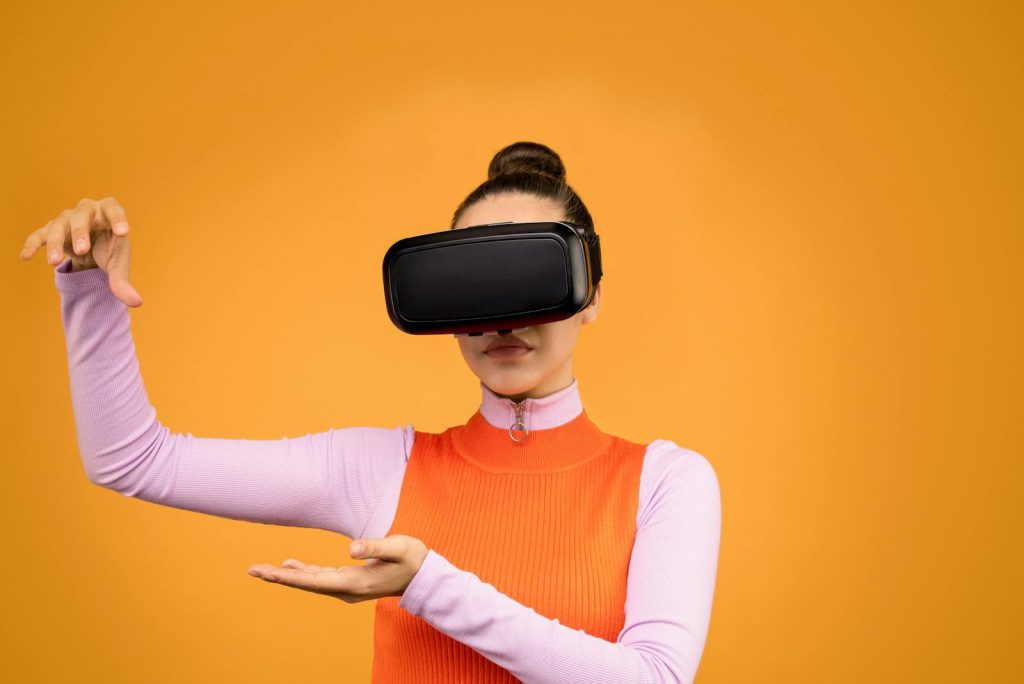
{"left": 477, "top": 370, "right": 540, "bottom": 397}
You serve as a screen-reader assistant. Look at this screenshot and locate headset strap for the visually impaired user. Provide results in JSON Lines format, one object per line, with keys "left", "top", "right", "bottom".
{"left": 586, "top": 232, "right": 603, "bottom": 286}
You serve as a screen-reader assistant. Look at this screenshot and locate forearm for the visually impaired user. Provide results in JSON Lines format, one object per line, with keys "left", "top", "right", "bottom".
{"left": 399, "top": 550, "right": 674, "bottom": 683}
{"left": 56, "top": 259, "right": 161, "bottom": 489}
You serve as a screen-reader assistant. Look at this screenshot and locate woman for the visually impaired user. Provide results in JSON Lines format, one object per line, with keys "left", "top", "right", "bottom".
{"left": 22, "top": 141, "right": 721, "bottom": 683}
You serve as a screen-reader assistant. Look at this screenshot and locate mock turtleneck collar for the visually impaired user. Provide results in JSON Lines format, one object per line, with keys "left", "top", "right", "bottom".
{"left": 479, "top": 377, "right": 583, "bottom": 432}
{"left": 450, "top": 376, "right": 611, "bottom": 471}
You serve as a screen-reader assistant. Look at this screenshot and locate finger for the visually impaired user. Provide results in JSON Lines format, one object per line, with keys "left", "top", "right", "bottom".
{"left": 19, "top": 226, "right": 48, "bottom": 260}
{"left": 45, "top": 218, "right": 68, "bottom": 265}
{"left": 282, "top": 559, "right": 336, "bottom": 572}
{"left": 98, "top": 197, "right": 130, "bottom": 235}
{"left": 68, "top": 206, "right": 94, "bottom": 255}
{"left": 248, "top": 562, "right": 289, "bottom": 579}
{"left": 263, "top": 567, "right": 356, "bottom": 593}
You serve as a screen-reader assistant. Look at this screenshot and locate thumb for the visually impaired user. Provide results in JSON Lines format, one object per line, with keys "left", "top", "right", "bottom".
{"left": 110, "top": 279, "right": 144, "bottom": 308}
{"left": 351, "top": 537, "right": 402, "bottom": 562}
{"left": 105, "top": 236, "right": 143, "bottom": 307}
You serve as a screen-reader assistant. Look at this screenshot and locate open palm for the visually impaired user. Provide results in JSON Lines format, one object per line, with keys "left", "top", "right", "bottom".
{"left": 247, "top": 534, "right": 430, "bottom": 603}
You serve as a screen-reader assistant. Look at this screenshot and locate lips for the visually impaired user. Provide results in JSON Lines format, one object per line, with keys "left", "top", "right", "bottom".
{"left": 484, "top": 334, "right": 533, "bottom": 353}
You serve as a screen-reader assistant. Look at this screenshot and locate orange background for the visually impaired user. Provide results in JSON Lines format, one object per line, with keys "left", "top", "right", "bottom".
{"left": 1, "top": 1, "right": 1021, "bottom": 682}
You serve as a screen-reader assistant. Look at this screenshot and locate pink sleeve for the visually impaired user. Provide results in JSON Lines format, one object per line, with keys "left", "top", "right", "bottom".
{"left": 53, "top": 258, "right": 412, "bottom": 540}
{"left": 398, "top": 441, "right": 722, "bottom": 684}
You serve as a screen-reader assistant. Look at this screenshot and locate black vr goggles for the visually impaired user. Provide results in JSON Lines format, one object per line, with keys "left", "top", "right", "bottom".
{"left": 383, "top": 221, "right": 603, "bottom": 337}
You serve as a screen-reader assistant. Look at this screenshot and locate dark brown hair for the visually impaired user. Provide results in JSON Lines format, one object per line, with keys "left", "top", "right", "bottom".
{"left": 449, "top": 141, "right": 595, "bottom": 234}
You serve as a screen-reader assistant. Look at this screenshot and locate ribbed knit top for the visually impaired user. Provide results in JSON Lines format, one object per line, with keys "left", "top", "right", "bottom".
{"left": 52, "top": 258, "right": 722, "bottom": 683}
{"left": 372, "top": 397, "right": 647, "bottom": 682}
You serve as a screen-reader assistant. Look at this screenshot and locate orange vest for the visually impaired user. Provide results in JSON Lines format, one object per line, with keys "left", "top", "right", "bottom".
{"left": 371, "top": 406, "right": 648, "bottom": 682}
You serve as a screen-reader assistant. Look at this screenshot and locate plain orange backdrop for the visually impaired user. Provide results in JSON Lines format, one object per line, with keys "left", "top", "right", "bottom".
{"left": 1, "top": 1, "right": 1021, "bottom": 682}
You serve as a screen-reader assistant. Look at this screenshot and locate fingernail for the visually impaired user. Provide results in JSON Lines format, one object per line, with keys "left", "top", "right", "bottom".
{"left": 75, "top": 238, "right": 86, "bottom": 252}
{"left": 49, "top": 251, "right": 59, "bottom": 263}
{"left": 352, "top": 542, "right": 365, "bottom": 556}
{"left": 113, "top": 222, "right": 128, "bottom": 234}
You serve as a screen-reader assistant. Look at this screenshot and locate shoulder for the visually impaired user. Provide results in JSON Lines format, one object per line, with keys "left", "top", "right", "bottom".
{"left": 637, "top": 439, "right": 721, "bottom": 527}
{"left": 642, "top": 439, "right": 719, "bottom": 484}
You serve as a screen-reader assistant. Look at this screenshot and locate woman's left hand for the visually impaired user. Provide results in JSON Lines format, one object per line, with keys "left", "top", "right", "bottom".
{"left": 246, "top": 534, "right": 430, "bottom": 602}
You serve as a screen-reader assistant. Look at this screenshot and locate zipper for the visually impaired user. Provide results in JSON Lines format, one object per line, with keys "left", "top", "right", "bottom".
{"left": 508, "top": 398, "right": 529, "bottom": 442}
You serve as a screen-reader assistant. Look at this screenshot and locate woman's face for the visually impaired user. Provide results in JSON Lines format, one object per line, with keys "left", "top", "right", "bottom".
{"left": 453, "top": 192, "right": 602, "bottom": 402}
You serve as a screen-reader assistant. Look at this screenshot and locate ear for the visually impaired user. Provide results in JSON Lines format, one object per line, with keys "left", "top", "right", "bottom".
{"left": 582, "top": 282, "right": 601, "bottom": 325}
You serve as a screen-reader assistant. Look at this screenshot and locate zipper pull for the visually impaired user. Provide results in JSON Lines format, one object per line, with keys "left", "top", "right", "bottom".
{"left": 509, "top": 399, "right": 528, "bottom": 442}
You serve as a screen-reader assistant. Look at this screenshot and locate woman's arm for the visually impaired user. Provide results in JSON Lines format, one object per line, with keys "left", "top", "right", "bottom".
{"left": 54, "top": 258, "right": 411, "bottom": 539}
{"left": 397, "top": 442, "right": 722, "bottom": 684}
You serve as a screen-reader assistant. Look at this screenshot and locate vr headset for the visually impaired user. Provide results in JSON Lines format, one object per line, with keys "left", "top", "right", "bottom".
{"left": 382, "top": 221, "right": 603, "bottom": 336}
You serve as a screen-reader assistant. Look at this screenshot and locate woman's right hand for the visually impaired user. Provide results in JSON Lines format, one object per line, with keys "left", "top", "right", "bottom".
{"left": 19, "top": 197, "right": 143, "bottom": 307}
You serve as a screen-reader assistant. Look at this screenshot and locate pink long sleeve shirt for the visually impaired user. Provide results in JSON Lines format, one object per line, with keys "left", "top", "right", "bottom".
{"left": 54, "top": 258, "right": 722, "bottom": 683}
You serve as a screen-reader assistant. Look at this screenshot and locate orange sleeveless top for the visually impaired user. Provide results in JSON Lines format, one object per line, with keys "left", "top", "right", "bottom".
{"left": 371, "top": 406, "right": 648, "bottom": 682}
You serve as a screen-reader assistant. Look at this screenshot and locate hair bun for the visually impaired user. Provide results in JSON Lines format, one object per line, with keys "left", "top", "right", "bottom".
{"left": 487, "top": 141, "right": 566, "bottom": 182}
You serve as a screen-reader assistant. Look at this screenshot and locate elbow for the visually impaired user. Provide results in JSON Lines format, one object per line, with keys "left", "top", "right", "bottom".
{"left": 80, "top": 457, "right": 110, "bottom": 489}
{"left": 79, "top": 426, "right": 172, "bottom": 497}
{"left": 84, "top": 467, "right": 126, "bottom": 493}
{"left": 83, "top": 462, "right": 135, "bottom": 494}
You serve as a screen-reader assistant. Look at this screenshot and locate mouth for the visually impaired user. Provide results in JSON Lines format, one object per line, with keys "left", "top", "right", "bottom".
{"left": 484, "top": 334, "right": 534, "bottom": 354}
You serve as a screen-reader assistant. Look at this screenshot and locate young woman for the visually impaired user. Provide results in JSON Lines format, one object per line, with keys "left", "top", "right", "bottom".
{"left": 23, "top": 141, "right": 721, "bottom": 683}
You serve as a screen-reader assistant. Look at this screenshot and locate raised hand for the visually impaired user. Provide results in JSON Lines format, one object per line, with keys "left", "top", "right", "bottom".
{"left": 19, "top": 196, "right": 143, "bottom": 307}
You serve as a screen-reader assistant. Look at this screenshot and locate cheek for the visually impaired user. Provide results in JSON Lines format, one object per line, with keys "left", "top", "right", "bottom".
{"left": 536, "top": 322, "right": 578, "bottom": 351}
